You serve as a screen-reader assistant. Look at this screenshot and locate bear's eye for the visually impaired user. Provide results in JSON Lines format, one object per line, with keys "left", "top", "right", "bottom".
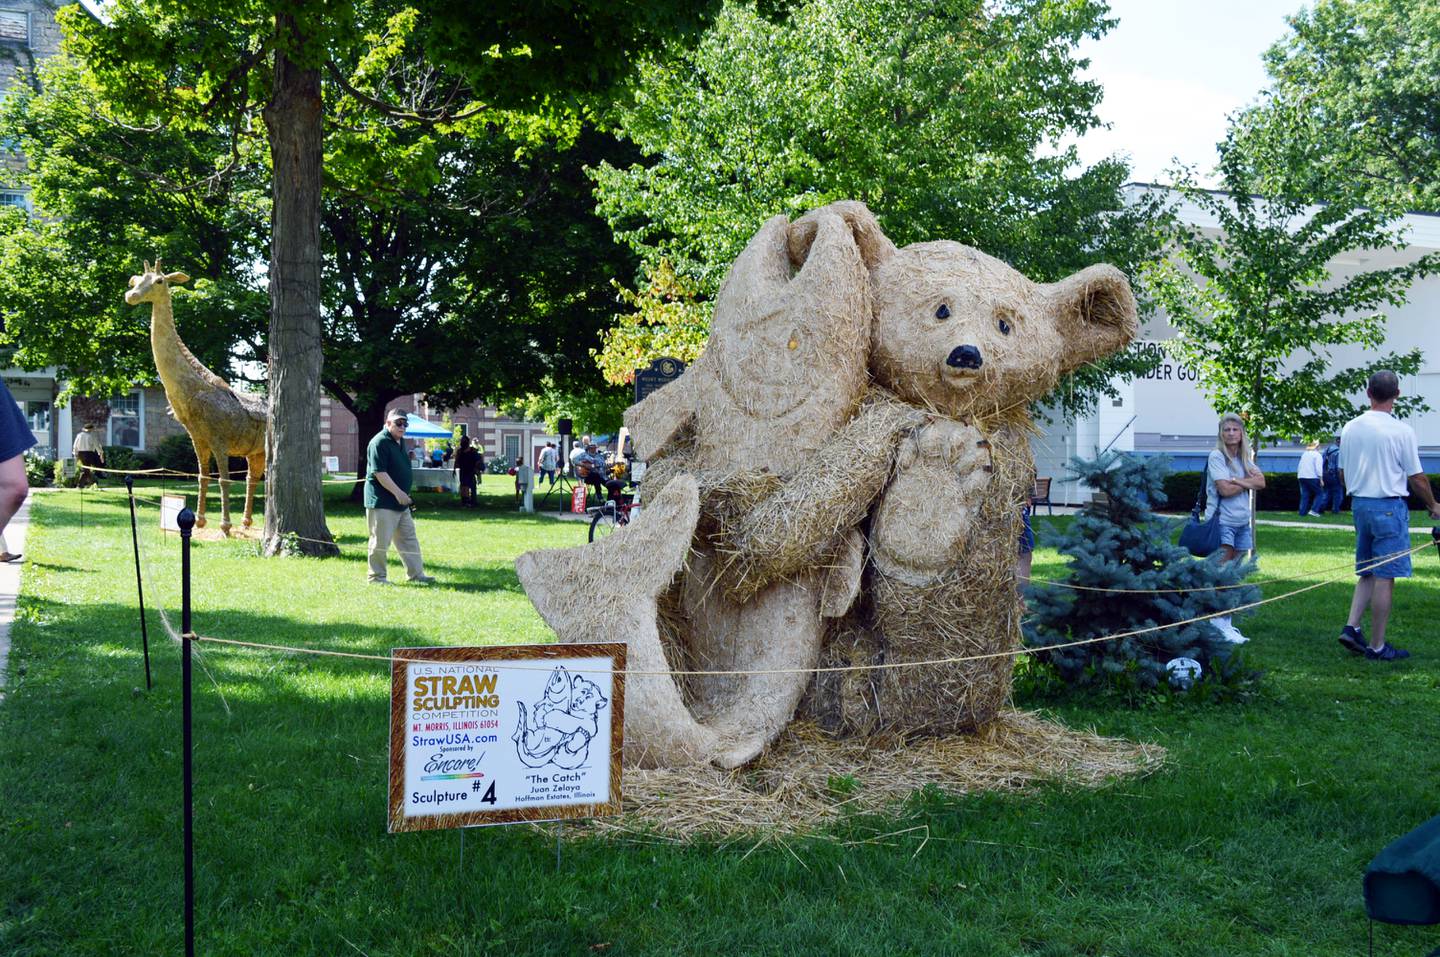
{"left": 935, "top": 304, "right": 950, "bottom": 320}
{"left": 997, "top": 317, "right": 1011, "bottom": 335}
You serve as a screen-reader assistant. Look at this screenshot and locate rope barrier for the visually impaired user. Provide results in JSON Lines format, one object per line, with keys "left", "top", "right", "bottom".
{"left": 183, "top": 539, "right": 1433, "bottom": 678}
{"left": 86, "top": 463, "right": 364, "bottom": 485}
{"left": 101, "top": 482, "right": 1431, "bottom": 593}
{"left": 128, "top": 503, "right": 233, "bottom": 713}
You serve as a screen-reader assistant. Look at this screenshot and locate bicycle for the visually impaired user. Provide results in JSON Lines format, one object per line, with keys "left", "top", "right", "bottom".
{"left": 587, "top": 482, "right": 638, "bottom": 542}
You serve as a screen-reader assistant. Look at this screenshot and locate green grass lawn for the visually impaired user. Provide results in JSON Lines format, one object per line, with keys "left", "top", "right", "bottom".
{"left": 4, "top": 484, "right": 1440, "bottom": 955}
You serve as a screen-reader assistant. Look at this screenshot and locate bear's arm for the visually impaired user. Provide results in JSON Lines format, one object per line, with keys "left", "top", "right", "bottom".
{"left": 711, "top": 386, "right": 925, "bottom": 604}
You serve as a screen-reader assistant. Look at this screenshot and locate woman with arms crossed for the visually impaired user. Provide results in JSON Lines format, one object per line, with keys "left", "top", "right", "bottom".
{"left": 1206, "top": 413, "right": 1265, "bottom": 643}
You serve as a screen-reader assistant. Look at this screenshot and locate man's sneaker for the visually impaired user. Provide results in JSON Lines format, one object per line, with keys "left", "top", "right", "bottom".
{"left": 409, "top": 575, "right": 437, "bottom": 585}
{"left": 1308, "top": 511, "right": 1324, "bottom": 517}
{"left": 1338, "top": 625, "right": 1367, "bottom": 656}
{"left": 368, "top": 579, "right": 392, "bottom": 586}
{"left": 1365, "top": 643, "right": 1411, "bottom": 662}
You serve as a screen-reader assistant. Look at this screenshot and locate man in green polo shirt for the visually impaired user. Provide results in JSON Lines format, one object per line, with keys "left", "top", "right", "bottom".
{"left": 365, "top": 409, "right": 435, "bottom": 585}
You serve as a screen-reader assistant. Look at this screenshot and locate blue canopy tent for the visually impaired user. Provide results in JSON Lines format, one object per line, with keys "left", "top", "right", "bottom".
{"left": 402, "top": 415, "right": 452, "bottom": 440}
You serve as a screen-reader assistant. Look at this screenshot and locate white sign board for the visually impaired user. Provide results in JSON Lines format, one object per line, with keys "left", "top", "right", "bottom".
{"left": 323, "top": 455, "right": 340, "bottom": 473}
{"left": 159, "top": 495, "right": 187, "bottom": 532}
{"left": 387, "top": 643, "right": 625, "bottom": 832}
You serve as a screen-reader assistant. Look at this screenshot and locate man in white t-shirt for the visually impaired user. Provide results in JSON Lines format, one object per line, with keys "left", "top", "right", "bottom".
{"left": 1336, "top": 370, "right": 1440, "bottom": 661}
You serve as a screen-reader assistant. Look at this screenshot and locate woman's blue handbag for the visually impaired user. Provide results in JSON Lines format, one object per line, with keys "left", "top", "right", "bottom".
{"left": 1178, "top": 486, "right": 1222, "bottom": 557}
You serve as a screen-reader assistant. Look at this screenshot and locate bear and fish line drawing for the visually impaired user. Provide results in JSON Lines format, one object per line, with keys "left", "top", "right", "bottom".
{"left": 512, "top": 666, "right": 610, "bottom": 770}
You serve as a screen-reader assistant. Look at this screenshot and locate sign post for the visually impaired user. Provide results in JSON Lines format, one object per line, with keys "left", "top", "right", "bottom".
{"left": 177, "top": 506, "right": 196, "bottom": 957}
{"left": 388, "top": 643, "right": 625, "bottom": 832}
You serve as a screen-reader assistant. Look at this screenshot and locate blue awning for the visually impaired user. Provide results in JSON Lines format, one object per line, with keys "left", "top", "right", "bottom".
{"left": 404, "top": 415, "right": 452, "bottom": 439}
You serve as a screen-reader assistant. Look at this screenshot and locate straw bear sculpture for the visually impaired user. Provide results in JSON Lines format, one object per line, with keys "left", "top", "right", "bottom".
{"left": 517, "top": 201, "right": 1138, "bottom": 769}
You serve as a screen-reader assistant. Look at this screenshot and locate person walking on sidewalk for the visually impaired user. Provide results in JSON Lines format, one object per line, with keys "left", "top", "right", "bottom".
{"left": 1336, "top": 371, "right": 1440, "bottom": 661}
{"left": 72, "top": 423, "right": 106, "bottom": 488}
{"left": 365, "top": 409, "right": 435, "bottom": 585}
{"left": 0, "top": 378, "right": 32, "bottom": 564}
{"left": 1321, "top": 436, "right": 1344, "bottom": 513}
{"left": 1297, "top": 441, "right": 1324, "bottom": 517}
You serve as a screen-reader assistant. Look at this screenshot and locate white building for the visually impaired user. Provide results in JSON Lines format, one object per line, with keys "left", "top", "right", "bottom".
{"left": 1033, "top": 184, "right": 1440, "bottom": 504}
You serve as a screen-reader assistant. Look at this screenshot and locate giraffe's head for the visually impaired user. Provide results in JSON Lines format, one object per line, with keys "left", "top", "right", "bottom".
{"left": 125, "top": 260, "right": 191, "bottom": 306}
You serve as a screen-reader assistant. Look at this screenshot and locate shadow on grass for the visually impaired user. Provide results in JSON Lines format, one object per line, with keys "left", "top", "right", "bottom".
{"left": 22, "top": 559, "right": 94, "bottom": 573}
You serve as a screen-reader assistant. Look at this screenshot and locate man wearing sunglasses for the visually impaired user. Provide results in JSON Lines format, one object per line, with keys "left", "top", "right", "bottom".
{"left": 364, "top": 409, "right": 435, "bottom": 585}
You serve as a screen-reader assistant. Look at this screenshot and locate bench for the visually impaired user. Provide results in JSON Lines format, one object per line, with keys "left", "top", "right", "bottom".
{"left": 1031, "top": 477, "right": 1054, "bottom": 515}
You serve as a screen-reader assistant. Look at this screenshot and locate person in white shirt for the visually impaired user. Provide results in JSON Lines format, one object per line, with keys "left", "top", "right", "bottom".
{"left": 72, "top": 423, "right": 106, "bottom": 488}
{"left": 1336, "top": 370, "right": 1440, "bottom": 661}
{"left": 1296, "top": 441, "right": 1324, "bottom": 517}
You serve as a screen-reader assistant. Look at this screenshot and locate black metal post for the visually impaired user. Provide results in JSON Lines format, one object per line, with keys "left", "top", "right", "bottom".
{"left": 124, "top": 475, "right": 153, "bottom": 690}
{"left": 178, "top": 506, "right": 196, "bottom": 957}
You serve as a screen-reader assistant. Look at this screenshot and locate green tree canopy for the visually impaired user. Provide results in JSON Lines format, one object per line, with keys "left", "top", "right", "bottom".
{"left": 1237, "top": 0, "right": 1440, "bottom": 211}
{"left": 51, "top": 0, "right": 732, "bottom": 554}
{"left": 1143, "top": 135, "right": 1439, "bottom": 448}
{"left": 0, "top": 21, "right": 638, "bottom": 485}
{"left": 0, "top": 52, "right": 269, "bottom": 399}
{"left": 589, "top": 0, "right": 1161, "bottom": 412}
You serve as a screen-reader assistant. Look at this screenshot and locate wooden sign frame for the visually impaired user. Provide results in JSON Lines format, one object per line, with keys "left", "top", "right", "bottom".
{"left": 387, "top": 643, "right": 626, "bottom": 832}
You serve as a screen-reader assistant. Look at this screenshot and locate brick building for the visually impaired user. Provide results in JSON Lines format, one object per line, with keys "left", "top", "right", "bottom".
{"left": 320, "top": 394, "right": 556, "bottom": 475}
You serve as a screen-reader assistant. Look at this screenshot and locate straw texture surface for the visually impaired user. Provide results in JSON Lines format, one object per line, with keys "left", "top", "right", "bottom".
{"left": 520, "top": 200, "right": 1139, "bottom": 770}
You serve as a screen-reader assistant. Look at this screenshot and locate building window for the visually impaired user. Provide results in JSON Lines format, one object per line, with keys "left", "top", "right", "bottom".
{"left": 23, "top": 399, "right": 48, "bottom": 432}
{"left": 107, "top": 391, "right": 144, "bottom": 449}
{"left": 0, "top": 10, "right": 28, "bottom": 45}
{"left": 504, "top": 434, "right": 520, "bottom": 465}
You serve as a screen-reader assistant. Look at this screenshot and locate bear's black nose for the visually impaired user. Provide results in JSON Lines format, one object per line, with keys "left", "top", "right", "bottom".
{"left": 947, "top": 345, "right": 983, "bottom": 370}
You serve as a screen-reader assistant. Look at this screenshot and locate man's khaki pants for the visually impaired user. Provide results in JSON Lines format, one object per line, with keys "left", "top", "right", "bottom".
{"left": 366, "top": 507, "right": 425, "bottom": 582}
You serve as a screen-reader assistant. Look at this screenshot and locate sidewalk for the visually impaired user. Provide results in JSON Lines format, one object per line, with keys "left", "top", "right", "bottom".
{"left": 0, "top": 495, "right": 30, "bottom": 700}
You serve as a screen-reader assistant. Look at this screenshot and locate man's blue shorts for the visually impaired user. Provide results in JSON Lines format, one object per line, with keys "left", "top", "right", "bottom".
{"left": 1352, "top": 496, "right": 1412, "bottom": 579}
{"left": 1219, "top": 523, "right": 1254, "bottom": 551}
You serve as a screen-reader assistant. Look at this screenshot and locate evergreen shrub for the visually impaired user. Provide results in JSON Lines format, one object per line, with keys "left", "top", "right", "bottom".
{"left": 1155, "top": 470, "right": 1440, "bottom": 513}
{"left": 1024, "top": 452, "right": 1260, "bottom": 699}
{"left": 155, "top": 434, "right": 198, "bottom": 474}
{"left": 102, "top": 445, "right": 141, "bottom": 472}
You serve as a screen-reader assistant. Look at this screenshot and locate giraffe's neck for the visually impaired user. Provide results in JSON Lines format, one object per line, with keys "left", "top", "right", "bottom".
{"left": 149, "top": 295, "right": 214, "bottom": 402}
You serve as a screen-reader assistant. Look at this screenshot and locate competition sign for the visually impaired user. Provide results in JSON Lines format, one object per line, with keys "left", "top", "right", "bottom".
{"left": 388, "top": 643, "right": 625, "bottom": 832}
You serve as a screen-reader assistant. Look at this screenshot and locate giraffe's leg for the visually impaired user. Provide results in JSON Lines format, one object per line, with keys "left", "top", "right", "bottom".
{"left": 214, "top": 443, "right": 233, "bottom": 535}
{"left": 242, "top": 451, "right": 264, "bottom": 528}
{"left": 192, "top": 438, "right": 211, "bottom": 529}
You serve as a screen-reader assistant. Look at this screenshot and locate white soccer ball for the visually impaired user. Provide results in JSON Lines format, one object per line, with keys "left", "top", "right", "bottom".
{"left": 1165, "top": 656, "right": 1203, "bottom": 690}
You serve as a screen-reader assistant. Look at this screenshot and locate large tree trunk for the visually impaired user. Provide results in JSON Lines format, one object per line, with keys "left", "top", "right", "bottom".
{"left": 262, "top": 13, "right": 338, "bottom": 557}
{"left": 348, "top": 401, "right": 390, "bottom": 504}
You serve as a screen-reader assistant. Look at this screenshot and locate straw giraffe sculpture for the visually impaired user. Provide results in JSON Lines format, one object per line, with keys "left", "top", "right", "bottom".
{"left": 126, "top": 261, "right": 268, "bottom": 534}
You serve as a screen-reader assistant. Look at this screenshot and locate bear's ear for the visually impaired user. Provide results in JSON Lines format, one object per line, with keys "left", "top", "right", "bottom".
{"left": 787, "top": 200, "right": 897, "bottom": 275}
{"left": 1044, "top": 264, "right": 1139, "bottom": 374}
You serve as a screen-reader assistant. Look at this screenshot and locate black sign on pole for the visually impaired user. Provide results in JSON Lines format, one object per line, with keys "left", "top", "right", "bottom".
{"left": 632, "top": 357, "right": 686, "bottom": 405}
